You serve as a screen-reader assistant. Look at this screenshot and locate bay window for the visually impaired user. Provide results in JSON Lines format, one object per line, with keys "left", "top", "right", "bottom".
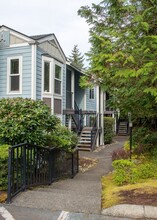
{"left": 54, "top": 64, "right": 62, "bottom": 95}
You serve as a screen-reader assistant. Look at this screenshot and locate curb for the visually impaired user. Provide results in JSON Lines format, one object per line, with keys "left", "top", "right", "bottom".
{"left": 101, "top": 204, "right": 157, "bottom": 219}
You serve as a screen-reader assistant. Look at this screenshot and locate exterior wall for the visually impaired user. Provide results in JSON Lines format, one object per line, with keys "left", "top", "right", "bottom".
{"left": 36, "top": 47, "right": 42, "bottom": 100}
{"left": 62, "top": 64, "right": 66, "bottom": 124}
{"left": 86, "top": 87, "right": 97, "bottom": 111}
{"left": 39, "top": 41, "right": 64, "bottom": 63}
{"left": 74, "top": 72, "right": 84, "bottom": 109}
{"left": 0, "top": 46, "right": 32, "bottom": 98}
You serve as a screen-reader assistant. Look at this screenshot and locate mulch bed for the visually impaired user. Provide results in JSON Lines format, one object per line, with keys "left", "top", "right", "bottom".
{"left": 0, "top": 190, "right": 7, "bottom": 203}
{"left": 79, "top": 157, "right": 98, "bottom": 173}
{"left": 120, "top": 189, "right": 157, "bottom": 206}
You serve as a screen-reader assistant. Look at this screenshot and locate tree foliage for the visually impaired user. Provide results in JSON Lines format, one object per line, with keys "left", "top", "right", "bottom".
{"left": 69, "top": 45, "right": 85, "bottom": 69}
{"left": 78, "top": 0, "right": 157, "bottom": 121}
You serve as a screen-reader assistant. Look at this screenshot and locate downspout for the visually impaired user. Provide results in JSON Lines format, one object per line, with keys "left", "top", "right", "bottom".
{"left": 96, "top": 85, "right": 100, "bottom": 147}
{"left": 31, "top": 44, "right": 37, "bottom": 100}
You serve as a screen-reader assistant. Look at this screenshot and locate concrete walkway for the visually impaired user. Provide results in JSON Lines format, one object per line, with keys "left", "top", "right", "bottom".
{"left": 11, "top": 136, "right": 127, "bottom": 213}
{"left": 6, "top": 136, "right": 156, "bottom": 219}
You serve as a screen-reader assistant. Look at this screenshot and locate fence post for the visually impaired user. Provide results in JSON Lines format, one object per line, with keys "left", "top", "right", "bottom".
{"left": 23, "top": 144, "right": 26, "bottom": 191}
{"left": 7, "top": 147, "right": 12, "bottom": 203}
{"left": 71, "top": 152, "right": 74, "bottom": 178}
{"left": 77, "top": 149, "right": 79, "bottom": 173}
{"left": 49, "top": 149, "right": 53, "bottom": 184}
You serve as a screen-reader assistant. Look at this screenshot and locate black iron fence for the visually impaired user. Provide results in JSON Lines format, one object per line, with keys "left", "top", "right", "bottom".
{"left": 7, "top": 143, "right": 79, "bottom": 203}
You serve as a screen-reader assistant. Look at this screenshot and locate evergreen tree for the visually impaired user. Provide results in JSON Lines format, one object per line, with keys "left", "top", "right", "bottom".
{"left": 78, "top": 0, "right": 157, "bottom": 121}
{"left": 69, "top": 45, "right": 84, "bottom": 69}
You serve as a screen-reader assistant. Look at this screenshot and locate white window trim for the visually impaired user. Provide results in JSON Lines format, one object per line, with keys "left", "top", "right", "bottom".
{"left": 7, "top": 56, "right": 22, "bottom": 94}
{"left": 54, "top": 62, "right": 63, "bottom": 96}
{"left": 42, "top": 57, "right": 52, "bottom": 94}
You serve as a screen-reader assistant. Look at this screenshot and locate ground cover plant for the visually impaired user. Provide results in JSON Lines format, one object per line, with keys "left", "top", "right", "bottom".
{"left": 102, "top": 174, "right": 157, "bottom": 208}
{"left": 102, "top": 125, "right": 157, "bottom": 208}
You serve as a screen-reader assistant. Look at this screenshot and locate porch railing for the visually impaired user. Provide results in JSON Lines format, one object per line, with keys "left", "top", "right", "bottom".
{"left": 91, "top": 114, "right": 99, "bottom": 150}
{"left": 71, "top": 102, "right": 84, "bottom": 134}
{"left": 7, "top": 143, "right": 79, "bottom": 203}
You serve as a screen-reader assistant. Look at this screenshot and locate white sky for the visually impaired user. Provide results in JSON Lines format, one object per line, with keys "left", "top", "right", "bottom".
{"left": 0, "top": 0, "right": 100, "bottom": 63}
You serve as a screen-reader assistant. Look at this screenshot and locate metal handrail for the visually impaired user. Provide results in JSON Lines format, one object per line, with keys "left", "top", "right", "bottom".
{"left": 91, "top": 114, "right": 99, "bottom": 150}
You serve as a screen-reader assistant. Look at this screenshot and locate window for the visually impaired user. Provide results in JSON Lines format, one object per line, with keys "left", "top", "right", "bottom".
{"left": 54, "top": 99, "right": 62, "bottom": 114}
{"left": 89, "top": 88, "right": 94, "bottom": 99}
{"left": 43, "top": 97, "right": 51, "bottom": 110}
{"left": 54, "top": 64, "right": 62, "bottom": 95}
{"left": 7, "top": 57, "right": 22, "bottom": 93}
{"left": 44, "top": 62, "right": 50, "bottom": 92}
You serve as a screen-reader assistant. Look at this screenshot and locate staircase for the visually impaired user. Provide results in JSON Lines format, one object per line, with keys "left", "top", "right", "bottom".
{"left": 77, "top": 127, "right": 92, "bottom": 151}
{"left": 118, "top": 121, "right": 128, "bottom": 136}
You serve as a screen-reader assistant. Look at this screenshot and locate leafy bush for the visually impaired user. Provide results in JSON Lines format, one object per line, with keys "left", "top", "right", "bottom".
{"left": 112, "top": 159, "right": 139, "bottom": 185}
{"left": 104, "top": 117, "right": 115, "bottom": 144}
{"left": 132, "top": 126, "right": 157, "bottom": 154}
{"left": 0, "top": 98, "right": 59, "bottom": 145}
{"left": 112, "top": 148, "right": 130, "bottom": 161}
{"left": 123, "top": 141, "right": 137, "bottom": 153}
{"left": 132, "top": 126, "right": 150, "bottom": 145}
{"left": 44, "top": 126, "right": 78, "bottom": 152}
{"left": 138, "top": 163, "right": 156, "bottom": 179}
{"left": 0, "top": 145, "right": 10, "bottom": 190}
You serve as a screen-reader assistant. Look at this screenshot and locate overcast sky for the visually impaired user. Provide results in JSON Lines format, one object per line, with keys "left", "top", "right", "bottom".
{"left": 1, "top": 0, "right": 100, "bottom": 64}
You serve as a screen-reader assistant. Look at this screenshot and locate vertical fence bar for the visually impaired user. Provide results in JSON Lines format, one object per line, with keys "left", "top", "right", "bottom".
{"left": 23, "top": 144, "right": 26, "bottom": 191}
{"left": 7, "top": 147, "right": 12, "bottom": 203}
{"left": 77, "top": 149, "right": 79, "bottom": 173}
{"left": 71, "top": 153, "right": 74, "bottom": 178}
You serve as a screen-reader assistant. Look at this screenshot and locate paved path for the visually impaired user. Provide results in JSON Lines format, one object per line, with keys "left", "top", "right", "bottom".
{"left": 1, "top": 135, "right": 155, "bottom": 219}
{"left": 11, "top": 136, "right": 128, "bottom": 214}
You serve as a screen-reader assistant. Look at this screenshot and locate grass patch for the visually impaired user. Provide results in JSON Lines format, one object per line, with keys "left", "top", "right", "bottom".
{"left": 102, "top": 173, "right": 157, "bottom": 208}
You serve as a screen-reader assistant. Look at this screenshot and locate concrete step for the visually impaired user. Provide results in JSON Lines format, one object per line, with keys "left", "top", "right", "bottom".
{"left": 80, "top": 138, "right": 91, "bottom": 141}
{"left": 78, "top": 147, "right": 91, "bottom": 151}
{"left": 79, "top": 140, "right": 91, "bottom": 143}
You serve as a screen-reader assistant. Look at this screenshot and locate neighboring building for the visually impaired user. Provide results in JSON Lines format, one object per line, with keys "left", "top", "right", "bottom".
{"left": 0, "top": 25, "right": 104, "bottom": 150}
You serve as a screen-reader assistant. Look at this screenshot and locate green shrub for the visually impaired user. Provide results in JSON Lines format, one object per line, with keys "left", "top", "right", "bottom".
{"left": 112, "top": 159, "right": 139, "bottom": 185}
{"left": 104, "top": 117, "right": 115, "bottom": 144}
{"left": 44, "top": 126, "right": 78, "bottom": 152}
{"left": 138, "top": 163, "right": 156, "bottom": 179}
{"left": 0, "top": 145, "right": 10, "bottom": 190}
{"left": 132, "top": 127, "right": 157, "bottom": 154}
{"left": 0, "top": 98, "right": 59, "bottom": 145}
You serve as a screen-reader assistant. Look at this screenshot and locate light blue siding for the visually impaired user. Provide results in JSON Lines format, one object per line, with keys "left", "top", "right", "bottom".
{"left": 0, "top": 46, "right": 32, "bottom": 98}
{"left": 36, "top": 47, "right": 42, "bottom": 100}
{"left": 86, "top": 87, "right": 96, "bottom": 111}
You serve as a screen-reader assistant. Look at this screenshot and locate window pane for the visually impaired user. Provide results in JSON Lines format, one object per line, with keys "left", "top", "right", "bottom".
{"left": 43, "top": 98, "right": 51, "bottom": 110}
{"left": 54, "top": 99, "right": 62, "bottom": 114}
{"left": 44, "top": 62, "right": 50, "bottom": 92}
{"left": 11, "top": 75, "right": 19, "bottom": 91}
{"left": 11, "top": 59, "right": 19, "bottom": 74}
{"left": 54, "top": 79, "right": 61, "bottom": 94}
{"left": 89, "top": 88, "right": 94, "bottom": 99}
{"left": 55, "top": 65, "right": 61, "bottom": 79}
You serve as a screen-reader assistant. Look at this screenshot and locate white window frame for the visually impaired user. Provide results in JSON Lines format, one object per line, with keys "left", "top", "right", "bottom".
{"left": 42, "top": 57, "right": 52, "bottom": 94}
{"left": 7, "top": 56, "right": 22, "bottom": 94}
{"left": 89, "top": 88, "right": 95, "bottom": 99}
{"left": 54, "top": 63, "right": 62, "bottom": 96}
